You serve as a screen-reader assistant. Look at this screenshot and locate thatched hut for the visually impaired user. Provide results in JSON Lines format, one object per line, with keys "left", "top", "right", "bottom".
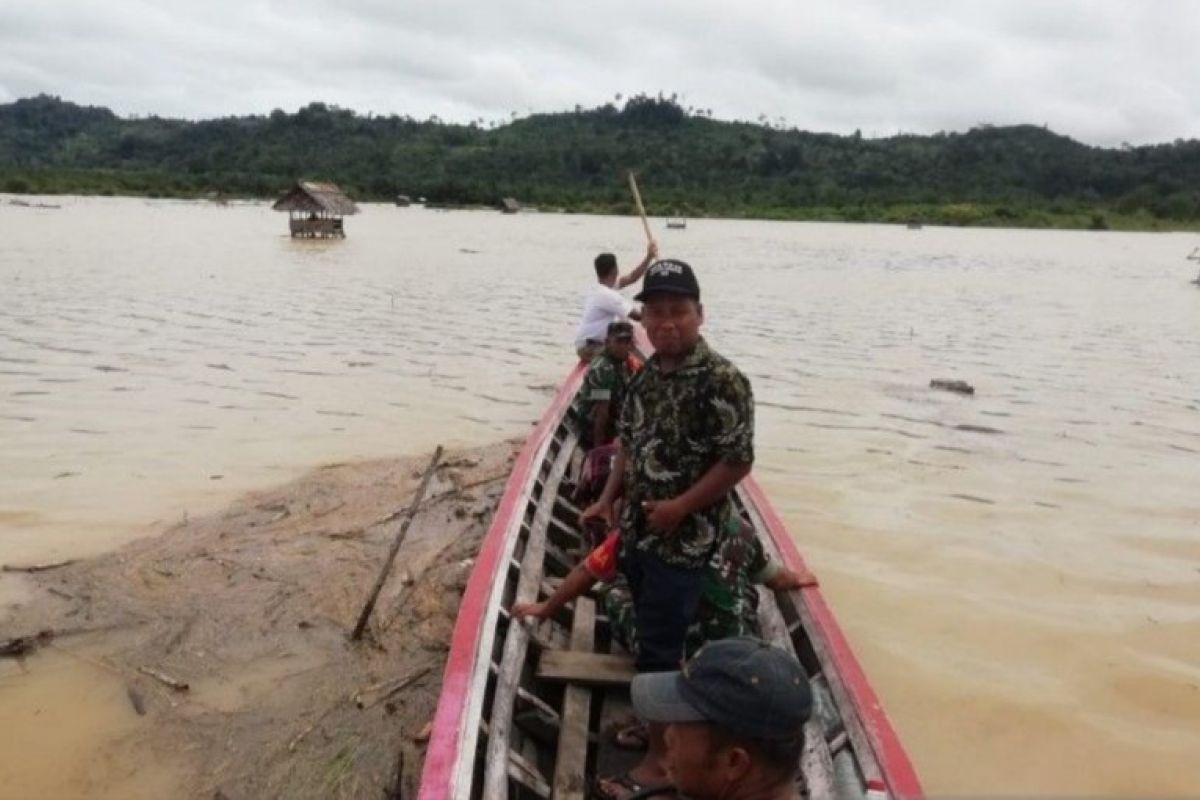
{"left": 272, "top": 181, "right": 359, "bottom": 238}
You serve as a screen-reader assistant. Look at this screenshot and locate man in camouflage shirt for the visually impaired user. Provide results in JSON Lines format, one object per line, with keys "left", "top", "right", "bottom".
{"left": 584, "top": 259, "right": 755, "bottom": 670}
{"left": 569, "top": 320, "right": 640, "bottom": 449}
{"left": 617, "top": 333, "right": 754, "bottom": 569}
{"left": 582, "top": 259, "right": 758, "bottom": 797}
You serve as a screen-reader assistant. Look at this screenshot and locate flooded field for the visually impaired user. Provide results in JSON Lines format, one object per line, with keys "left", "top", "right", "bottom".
{"left": 2, "top": 196, "right": 1199, "bottom": 795}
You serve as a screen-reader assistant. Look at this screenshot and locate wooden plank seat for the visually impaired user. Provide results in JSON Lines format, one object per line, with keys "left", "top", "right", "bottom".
{"left": 537, "top": 650, "right": 637, "bottom": 687}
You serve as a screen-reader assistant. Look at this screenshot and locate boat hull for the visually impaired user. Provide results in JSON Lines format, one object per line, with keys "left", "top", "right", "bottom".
{"left": 418, "top": 359, "right": 921, "bottom": 799}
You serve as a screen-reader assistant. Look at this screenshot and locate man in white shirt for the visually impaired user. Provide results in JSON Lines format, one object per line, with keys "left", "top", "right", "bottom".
{"left": 573, "top": 241, "right": 658, "bottom": 360}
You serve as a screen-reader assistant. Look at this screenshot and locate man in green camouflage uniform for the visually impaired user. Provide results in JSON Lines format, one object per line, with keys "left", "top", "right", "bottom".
{"left": 605, "top": 516, "right": 782, "bottom": 661}
{"left": 569, "top": 320, "right": 639, "bottom": 449}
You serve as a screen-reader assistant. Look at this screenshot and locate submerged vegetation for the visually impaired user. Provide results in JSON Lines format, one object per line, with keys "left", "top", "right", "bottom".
{"left": 2, "top": 93, "right": 1199, "bottom": 230}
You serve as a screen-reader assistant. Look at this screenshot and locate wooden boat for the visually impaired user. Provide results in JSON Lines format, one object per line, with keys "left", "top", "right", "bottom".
{"left": 418, "top": 356, "right": 923, "bottom": 799}
{"left": 665, "top": 218, "right": 687, "bottom": 230}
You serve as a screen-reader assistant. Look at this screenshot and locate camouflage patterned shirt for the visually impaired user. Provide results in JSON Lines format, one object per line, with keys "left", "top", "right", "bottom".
{"left": 617, "top": 336, "right": 755, "bottom": 568}
{"left": 571, "top": 353, "right": 638, "bottom": 443}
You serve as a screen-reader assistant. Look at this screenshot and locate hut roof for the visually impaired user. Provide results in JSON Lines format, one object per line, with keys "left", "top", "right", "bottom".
{"left": 272, "top": 181, "right": 359, "bottom": 215}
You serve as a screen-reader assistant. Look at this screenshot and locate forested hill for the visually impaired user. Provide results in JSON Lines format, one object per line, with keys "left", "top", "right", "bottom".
{"left": 3, "top": 93, "right": 1199, "bottom": 229}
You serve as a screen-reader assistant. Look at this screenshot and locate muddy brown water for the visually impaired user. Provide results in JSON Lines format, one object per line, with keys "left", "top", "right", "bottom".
{"left": 2, "top": 196, "right": 1199, "bottom": 796}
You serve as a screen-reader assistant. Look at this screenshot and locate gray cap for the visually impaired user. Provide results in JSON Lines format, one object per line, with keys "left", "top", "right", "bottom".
{"left": 607, "top": 320, "right": 634, "bottom": 339}
{"left": 631, "top": 637, "right": 811, "bottom": 740}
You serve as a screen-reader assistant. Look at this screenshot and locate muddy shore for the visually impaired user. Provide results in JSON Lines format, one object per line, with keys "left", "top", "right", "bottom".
{"left": 0, "top": 441, "right": 519, "bottom": 799}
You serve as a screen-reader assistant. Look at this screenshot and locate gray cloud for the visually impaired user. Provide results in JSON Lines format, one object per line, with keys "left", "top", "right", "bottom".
{"left": 0, "top": 0, "right": 1197, "bottom": 145}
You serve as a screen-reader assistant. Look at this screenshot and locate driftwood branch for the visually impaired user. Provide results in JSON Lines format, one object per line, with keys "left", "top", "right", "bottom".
{"left": 351, "top": 446, "right": 443, "bottom": 640}
{"left": 353, "top": 664, "right": 432, "bottom": 710}
{"left": 287, "top": 663, "right": 433, "bottom": 757}
{"left": 137, "top": 665, "right": 190, "bottom": 692}
{"left": 0, "top": 623, "right": 128, "bottom": 659}
{"left": 287, "top": 689, "right": 355, "bottom": 753}
{"left": 2, "top": 559, "right": 75, "bottom": 573}
{"left": 288, "top": 711, "right": 333, "bottom": 753}
{"left": 366, "top": 470, "right": 504, "bottom": 530}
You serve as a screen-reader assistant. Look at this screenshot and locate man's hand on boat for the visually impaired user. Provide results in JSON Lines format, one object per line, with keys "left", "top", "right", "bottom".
{"left": 511, "top": 601, "right": 550, "bottom": 620}
{"left": 580, "top": 499, "right": 614, "bottom": 529}
{"left": 767, "top": 565, "right": 819, "bottom": 590}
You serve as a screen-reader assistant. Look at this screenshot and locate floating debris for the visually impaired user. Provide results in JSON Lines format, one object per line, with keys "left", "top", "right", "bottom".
{"left": 137, "top": 665, "right": 190, "bottom": 692}
{"left": 930, "top": 379, "right": 975, "bottom": 395}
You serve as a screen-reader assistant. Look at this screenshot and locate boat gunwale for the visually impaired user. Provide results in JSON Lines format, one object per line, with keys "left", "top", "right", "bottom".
{"left": 417, "top": 361, "right": 587, "bottom": 799}
{"left": 740, "top": 477, "right": 924, "bottom": 798}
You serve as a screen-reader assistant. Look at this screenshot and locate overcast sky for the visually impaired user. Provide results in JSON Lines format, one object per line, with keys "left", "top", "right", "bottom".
{"left": 1, "top": 0, "right": 1196, "bottom": 146}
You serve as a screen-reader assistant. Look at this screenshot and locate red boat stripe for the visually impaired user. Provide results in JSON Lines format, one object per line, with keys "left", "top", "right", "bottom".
{"left": 417, "top": 361, "right": 586, "bottom": 798}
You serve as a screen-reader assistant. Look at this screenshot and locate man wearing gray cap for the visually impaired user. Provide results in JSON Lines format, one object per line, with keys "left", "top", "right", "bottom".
{"left": 570, "top": 319, "right": 641, "bottom": 450}
{"left": 628, "top": 637, "right": 811, "bottom": 800}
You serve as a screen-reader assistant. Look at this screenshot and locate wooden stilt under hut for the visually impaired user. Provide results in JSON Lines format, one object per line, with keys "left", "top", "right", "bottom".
{"left": 272, "top": 181, "right": 359, "bottom": 238}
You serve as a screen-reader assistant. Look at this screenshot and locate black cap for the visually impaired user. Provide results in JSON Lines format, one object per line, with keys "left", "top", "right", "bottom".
{"left": 607, "top": 320, "right": 635, "bottom": 339}
{"left": 633, "top": 259, "right": 701, "bottom": 302}
{"left": 631, "top": 637, "right": 812, "bottom": 740}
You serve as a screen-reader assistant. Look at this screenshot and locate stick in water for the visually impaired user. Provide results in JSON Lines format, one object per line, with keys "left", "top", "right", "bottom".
{"left": 351, "top": 445, "right": 444, "bottom": 640}
{"left": 2, "top": 559, "right": 75, "bottom": 573}
{"left": 627, "top": 172, "right": 655, "bottom": 245}
{"left": 138, "top": 665, "right": 190, "bottom": 692}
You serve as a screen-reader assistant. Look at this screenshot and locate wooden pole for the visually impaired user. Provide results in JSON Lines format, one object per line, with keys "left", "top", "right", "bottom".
{"left": 627, "top": 172, "right": 654, "bottom": 245}
{"left": 351, "top": 445, "right": 443, "bottom": 641}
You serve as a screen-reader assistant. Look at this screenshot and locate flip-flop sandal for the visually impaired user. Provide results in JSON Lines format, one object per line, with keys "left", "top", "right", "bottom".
{"left": 591, "top": 772, "right": 676, "bottom": 800}
{"left": 613, "top": 721, "right": 650, "bottom": 750}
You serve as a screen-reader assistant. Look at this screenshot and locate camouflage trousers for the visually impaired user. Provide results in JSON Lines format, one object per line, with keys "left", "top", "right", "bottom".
{"left": 603, "top": 571, "right": 761, "bottom": 665}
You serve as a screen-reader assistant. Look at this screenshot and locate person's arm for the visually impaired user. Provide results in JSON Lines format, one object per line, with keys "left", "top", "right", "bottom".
{"left": 616, "top": 241, "right": 658, "bottom": 289}
{"left": 581, "top": 443, "right": 625, "bottom": 527}
{"left": 512, "top": 561, "right": 598, "bottom": 619}
{"left": 762, "top": 563, "right": 818, "bottom": 590}
{"left": 644, "top": 460, "right": 751, "bottom": 534}
{"left": 597, "top": 289, "right": 637, "bottom": 323}
{"left": 749, "top": 540, "right": 818, "bottom": 589}
{"left": 591, "top": 400, "right": 611, "bottom": 447}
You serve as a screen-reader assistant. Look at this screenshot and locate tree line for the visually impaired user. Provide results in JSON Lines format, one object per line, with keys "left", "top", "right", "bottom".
{"left": 2, "top": 93, "right": 1199, "bottom": 230}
